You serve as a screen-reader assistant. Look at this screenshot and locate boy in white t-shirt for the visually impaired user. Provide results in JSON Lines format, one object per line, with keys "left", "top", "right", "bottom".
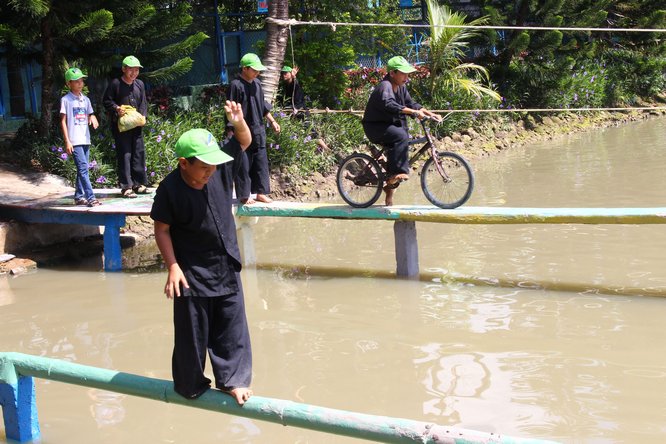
{"left": 59, "top": 67, "right": 100, "bottom": 206}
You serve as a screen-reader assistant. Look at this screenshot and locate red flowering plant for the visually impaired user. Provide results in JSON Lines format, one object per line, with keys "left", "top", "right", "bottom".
{"left": 196, "top": 84, "right": 227, "bottom": 111}
{"left": 341, "top": 64, "right": 431, "bottom": 110}
{"left": 146, "top": 85, "right": 174, "bottom": 114}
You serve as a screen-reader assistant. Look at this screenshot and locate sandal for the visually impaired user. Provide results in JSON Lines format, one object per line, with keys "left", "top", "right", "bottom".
{"left": 74, "top": 198, "right": 88, "bottom": 206}
{"left": 87, "top": 198, "right": 102, "bottom": 207}
{"left": 133, "top": 185, "right": 149, "bottom": 194}
{"left": 121, "top": 188, "right": 137, "bottom": 199}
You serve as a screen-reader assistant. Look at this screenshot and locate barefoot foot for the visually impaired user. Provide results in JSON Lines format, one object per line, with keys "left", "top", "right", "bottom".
{"left": 383, "top": 185, "right": 395, "bottom": 206}
{"left": 255, "top": 194, "right": 273, "bottom": 203}
{"left": 385, "top": 173, "right": 409, "bottom": 186}
{"left": 222, "top": 387, "right": 253, "bottom": 405}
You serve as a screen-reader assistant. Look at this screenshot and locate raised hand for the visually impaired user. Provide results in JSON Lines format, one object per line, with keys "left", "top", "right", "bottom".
{"left": 225, "top": 100, "right": 244, "bottom": 124}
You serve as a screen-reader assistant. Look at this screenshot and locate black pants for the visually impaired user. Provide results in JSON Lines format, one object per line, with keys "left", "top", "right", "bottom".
{"left": 112, "top": 126, "right": 147, "bottom": 190}
{"left": 234, "top": 139, "right": 270, "bottom": 200}
{"left": 363, "top": 123, "right": 410, "bottom": 175}
{"left": 172, "top": 280, "right": 252, "bottom": 398}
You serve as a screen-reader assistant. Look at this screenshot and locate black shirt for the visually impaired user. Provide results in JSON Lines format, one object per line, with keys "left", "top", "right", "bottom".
{"left": 362, "top": 75, "right": 422, "bottom": 131}
{"left": 227, "top": 76, "right": 272, "bottom": 135}
{"left": 150, "top": 138, "right": 243, "bottom": 297}
{"left": 280, "top": 78, "right": 305, "bottom": 110}
{"left": 102, "top": 78, "right": 148, "bottom": 117}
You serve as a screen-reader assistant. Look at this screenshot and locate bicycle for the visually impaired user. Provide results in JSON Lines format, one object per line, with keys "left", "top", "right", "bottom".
{"left": 336, "top": 116, "right": 474, "bottom": 209}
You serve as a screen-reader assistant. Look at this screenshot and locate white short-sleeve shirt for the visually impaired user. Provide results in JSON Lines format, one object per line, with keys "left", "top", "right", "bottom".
{"left": 60, "top": 92, "right": 94, "bottom": 146}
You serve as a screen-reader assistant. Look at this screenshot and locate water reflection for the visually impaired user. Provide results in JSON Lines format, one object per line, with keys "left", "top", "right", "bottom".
{"left": 2, "top": 118, "right": 666, "bottom": 443}
{"left": 88, "top": 389, "right": 126, "bottom": 428}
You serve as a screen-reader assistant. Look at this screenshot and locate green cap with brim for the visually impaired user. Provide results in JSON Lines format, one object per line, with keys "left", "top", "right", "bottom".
{"left": 281, "top": 66, "right": 292, "bottom": 73}
{"left": 65, "top": 67, "right": 87, "bottom": 82}
{"left": 387, "top": 56, "right": 416, "bottom": 73}
{"left": 240, "top": 53, "right": 266, "bottom": 71}
{"left": 175, "top": 129, "right": 233, "bottom": 165}
{"left": 122, "top": 55, "right": 143, "bottom": 68}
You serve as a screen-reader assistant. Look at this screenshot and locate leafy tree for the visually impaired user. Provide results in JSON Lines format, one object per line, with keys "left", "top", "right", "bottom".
{"left": 282, "top": 0, "right": 409, "bottom": 106}
{"left": 608, "top": 0, "right": 666, "bottom": 49}
{"left": 0, "top": 1, "right": 207, "bottom": 137}
{"left": 479, "top": 0, "right": 610, "bottom": 85}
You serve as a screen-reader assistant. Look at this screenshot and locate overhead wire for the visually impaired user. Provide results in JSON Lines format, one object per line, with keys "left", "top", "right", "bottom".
{"left": 267, "top": 17, "right": 666, "bottom": 33}
{"left": 270, "top": 16, "right": 666, "bottom": 116}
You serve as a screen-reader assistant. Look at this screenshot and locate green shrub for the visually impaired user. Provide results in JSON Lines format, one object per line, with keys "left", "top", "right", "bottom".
{"left": 603, "top": 49, "right": 666, "bottom": 105}
{"left": 267, "top": 109, "right": 366, "bottom": 179}
{"left": 501, "top": 57, "right": 608, "bottom": 109}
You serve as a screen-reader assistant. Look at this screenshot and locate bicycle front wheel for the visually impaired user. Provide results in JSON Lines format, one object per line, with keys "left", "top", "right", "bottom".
{"left": 421, "top": 151, "right": 474, "bottom": 209}
{"left": 336, "top": 153, "right": 383, "bottom": 208}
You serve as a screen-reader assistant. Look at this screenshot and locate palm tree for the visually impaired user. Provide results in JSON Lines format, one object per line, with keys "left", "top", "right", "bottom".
{"left": 261, "top": 0, "right": 289, "bottom": 104}
{"left": 426, "top": 0, "right": 500, "bottom": 102}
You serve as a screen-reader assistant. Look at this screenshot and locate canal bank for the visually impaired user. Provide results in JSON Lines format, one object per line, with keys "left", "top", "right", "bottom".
{"left": 1, "top": 108, "right": 664, "bottom": 272}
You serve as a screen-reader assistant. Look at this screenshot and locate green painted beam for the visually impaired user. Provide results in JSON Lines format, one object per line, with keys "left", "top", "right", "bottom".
{"left": 0, "top": 352, "right": 559, "bottom": 444}
{"left": 236, "top": 202, "right": 666, "bottom": 224}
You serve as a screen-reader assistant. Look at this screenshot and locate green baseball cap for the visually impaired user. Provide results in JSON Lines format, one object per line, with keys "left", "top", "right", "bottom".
{"left": 122, "top": 55, "right": 143, "bottom": 68}
{"left": 65, "top": 67, "right": 87, "bottom": 82}
{"left": 281, "top": 66, "right": 292, "bottom": 73}
{"left": 239, "top": 53, "right": 266, "bottom": 71}
{"left": 387, "top": 56, "right": 416, "bottom": 73}
{"left": 175, "top": 129, "right": 232, "bottom": 165}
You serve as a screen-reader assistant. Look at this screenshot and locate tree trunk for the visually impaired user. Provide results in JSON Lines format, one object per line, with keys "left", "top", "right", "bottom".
{"left": 261, "top": 0, "right": 289, "bottom": 105}
{"left": 39, "top": 15, "right": 54, "bottom": 138}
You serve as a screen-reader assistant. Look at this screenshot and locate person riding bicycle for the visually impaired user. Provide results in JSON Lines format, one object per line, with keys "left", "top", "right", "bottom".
{"left": 362, "top": 56, "right": 441, "bottom": 206}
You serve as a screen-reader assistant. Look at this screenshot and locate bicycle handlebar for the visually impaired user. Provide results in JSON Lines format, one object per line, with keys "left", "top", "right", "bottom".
{"left": 409, "top": 114, "right": 439, "bottom": 124}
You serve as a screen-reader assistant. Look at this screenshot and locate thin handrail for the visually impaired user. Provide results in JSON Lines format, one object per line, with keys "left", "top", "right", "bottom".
{"left": 0, "top": 352, "right": 558, "bottom": 444}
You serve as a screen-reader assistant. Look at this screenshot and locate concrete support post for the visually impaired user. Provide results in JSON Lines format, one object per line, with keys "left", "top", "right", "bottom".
{"left": 102, "top": 215, "right": 126, "bottom": 272}
{"left": 0, "top": 377, "right": 40, "bottom": 442}
{"left": 238, "top": 218, "right": 257, "bottom": 266}
{"left": 394, "top": 220, "right": 419, "bottom": 277}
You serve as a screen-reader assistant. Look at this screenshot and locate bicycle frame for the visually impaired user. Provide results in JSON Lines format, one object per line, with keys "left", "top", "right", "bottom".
{"left": 409, "top": 117, "right": 454, "bottom": 182}
{"left": 338, "top": 112, "right": 473, "bottom": 209}
{"left": 363, "top": 112, "right": 461, "bottom": 185}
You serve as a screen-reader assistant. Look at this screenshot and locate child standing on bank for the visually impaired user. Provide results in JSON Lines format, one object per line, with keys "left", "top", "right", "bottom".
{"left": 150, "top": 101, "right": 253, "bottom": 405}
{"left": 60, "top": 67, "right": 101, "bottom": 207}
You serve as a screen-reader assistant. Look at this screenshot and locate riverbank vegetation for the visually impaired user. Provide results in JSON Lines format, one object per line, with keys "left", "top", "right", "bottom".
{"left": 1, "top": 0, "right": 665, "bottom": 194}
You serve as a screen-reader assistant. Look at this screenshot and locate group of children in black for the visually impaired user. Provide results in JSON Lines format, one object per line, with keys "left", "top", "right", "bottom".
{"left": 63, "top": 52, "right": 435, "bottom": 406}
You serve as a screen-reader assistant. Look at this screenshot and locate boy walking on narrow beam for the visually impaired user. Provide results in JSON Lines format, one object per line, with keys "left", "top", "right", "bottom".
{"left": 150, "top": 101, "right": 253, "bottom": 405}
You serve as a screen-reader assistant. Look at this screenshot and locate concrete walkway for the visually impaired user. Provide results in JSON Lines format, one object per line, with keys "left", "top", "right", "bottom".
{"left": 0, "top": 162, "right": 99, "bottom": 256}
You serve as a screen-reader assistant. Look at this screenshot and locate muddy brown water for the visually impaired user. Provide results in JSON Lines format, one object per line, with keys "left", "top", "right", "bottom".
{"left": 1, "top": 117, "right": 666, "bottom": 443}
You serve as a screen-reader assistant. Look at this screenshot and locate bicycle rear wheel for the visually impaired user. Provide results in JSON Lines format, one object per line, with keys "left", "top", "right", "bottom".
{"left": 421, "top": 151, "right": 474, "bottom": 209}
{"left": 336, "top": 153, "right": 383, "bottom": 208}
